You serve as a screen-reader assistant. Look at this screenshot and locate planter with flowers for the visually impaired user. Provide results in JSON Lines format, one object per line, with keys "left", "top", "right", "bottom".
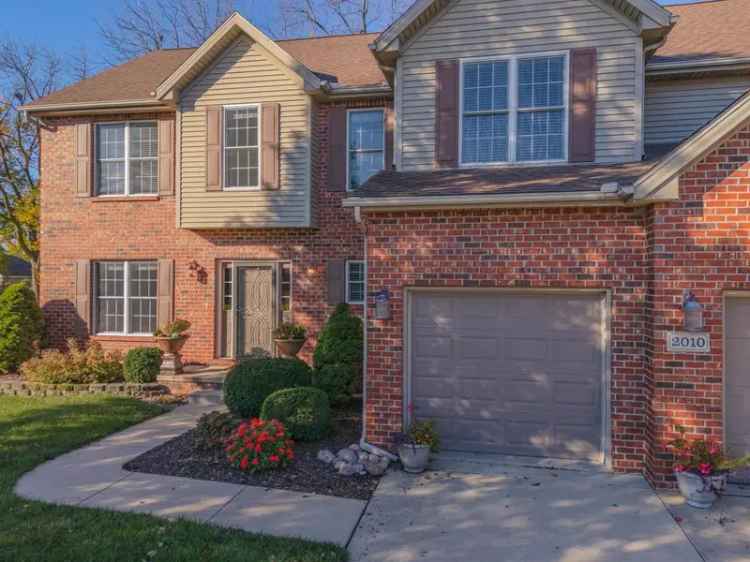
{"left": 670, "top": 426, "right": 750, "bottom": 509}
{"left": 153, "top": 319, "right": 191, "bottom": 374}
{"left": 393, "top": 420, "right": 440, "bottom": 474}
{"left": 273, "top": 323, "right": 307, "bottom": 358}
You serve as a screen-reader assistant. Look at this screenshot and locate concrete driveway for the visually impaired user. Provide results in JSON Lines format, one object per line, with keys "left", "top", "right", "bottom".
{"left": 349, "top": 456, "right": 703, "bottom": 562}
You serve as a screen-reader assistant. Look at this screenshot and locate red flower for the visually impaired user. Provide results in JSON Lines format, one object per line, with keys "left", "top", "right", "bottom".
{"left": 699, "top": 463, "right": 712, "bottom": 476}
{"left": 252, "top": 458, "right": 259, "bottom": 466}
{"left": 240, "top": 456, "right": 249, "bottom": 470}
{"left": 269, "top": 455, "right": 280, "bottom": 463}
{"left": 674, "top": 464, "right": 686, "bottom": 473}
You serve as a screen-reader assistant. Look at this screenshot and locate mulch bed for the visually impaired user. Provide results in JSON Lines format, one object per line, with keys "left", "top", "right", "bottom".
{"left": 124, "top": 410, "right": 382, "bottom": 501}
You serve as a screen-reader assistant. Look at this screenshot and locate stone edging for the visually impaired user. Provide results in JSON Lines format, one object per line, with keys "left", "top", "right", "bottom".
{"left": 0, "top": 381, "right": 169, "bottom": 398}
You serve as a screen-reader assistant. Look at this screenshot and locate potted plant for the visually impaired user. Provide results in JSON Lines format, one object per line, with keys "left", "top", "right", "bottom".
{"left": 394, "top": 419, "right": 440, "bottom": 474}
{"left": 153, "top": 319, "right": 191, "bottom": 374}
{"left": 273, "top": 323, "right": 307, "bottom": 357}
{"left": 670, "top": 426, "right": 750, "bottom": 509}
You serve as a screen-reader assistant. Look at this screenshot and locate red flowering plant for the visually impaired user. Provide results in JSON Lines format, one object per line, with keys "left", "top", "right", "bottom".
{"left": 669, "top": 426, "right": 750, "bottom": 482}
{"left": 225, "top": 418, "right": 295, "bottom": 473}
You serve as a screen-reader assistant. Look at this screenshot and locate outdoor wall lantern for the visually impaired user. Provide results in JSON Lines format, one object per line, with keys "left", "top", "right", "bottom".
{"left": 374, "top": 289, "right": 391, "bottom": 321}
{"left": 682, "top": 291, "right": 704, "bottom": 332}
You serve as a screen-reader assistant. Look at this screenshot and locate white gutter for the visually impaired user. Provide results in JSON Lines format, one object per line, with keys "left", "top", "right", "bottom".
{"left": 646, "top": 57, "right": 750, "bottom": 76}
{"left": 320, "top": 83, "right": 393, "bottom": 97}
{"left": 19, "top": 98, "right": 168, "bottom": 114}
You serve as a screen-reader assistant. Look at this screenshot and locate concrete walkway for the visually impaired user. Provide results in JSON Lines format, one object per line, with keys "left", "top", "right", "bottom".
{"left": 14, "top": 393, "right": 365, "bottom": 546}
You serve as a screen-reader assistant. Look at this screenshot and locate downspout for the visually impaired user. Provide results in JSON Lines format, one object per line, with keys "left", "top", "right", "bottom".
{"left": 357, "top": 212, "right": 398, "bottom": 461}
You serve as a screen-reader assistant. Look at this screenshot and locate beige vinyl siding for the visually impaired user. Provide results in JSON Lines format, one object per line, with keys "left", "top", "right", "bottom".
{"left": 398, "top": 0, "right": 642, "bottom": 170}
{"left": 179, "top": 36, "right": 311, "bottom": 229}
{"left": 644, "top": 76, "right": 750, "bottom": 145}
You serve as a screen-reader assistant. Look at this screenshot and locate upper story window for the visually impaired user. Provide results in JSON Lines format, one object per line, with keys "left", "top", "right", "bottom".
{"left": 94, "top": 261, "right": 157, "bottom": 335}
{"left": 348, "top": 109, "right": 385, "bottom": 190}
{"left": 96, "top": 122, "right": 158, "bottom": 196}
{"left": 346, "top": 260, "right": 365, "bottom": 304}
{"left": 461, "top": 53, "right": 567, "bottom": 165}
{"left": 224, "top": 105, "right": 260, "bottom": 190}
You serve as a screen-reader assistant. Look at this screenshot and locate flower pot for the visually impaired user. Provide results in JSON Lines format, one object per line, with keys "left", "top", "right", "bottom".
{"left": 274, "top": 338, "right": 305, "bottom": 358}
{"left": 155, "top": 335, "right": 188, "bottom": 355}
{"left": 155, "top": 335, "right": 188, "bottom": 374}
{"left": 675, "top": 470, "right": 718, "bottom": 509}
{"left": 398, "top": 444, "right": 431, "bottom": 474}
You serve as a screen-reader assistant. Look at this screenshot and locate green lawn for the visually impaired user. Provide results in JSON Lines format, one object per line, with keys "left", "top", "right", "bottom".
{"left": 0, "top": 395, "right": 348, "bottom": 562}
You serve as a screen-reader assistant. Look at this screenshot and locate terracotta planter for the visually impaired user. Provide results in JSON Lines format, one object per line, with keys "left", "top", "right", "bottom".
{"left": 675, "top": 470, "right": 718, "bottom": 509}
{"left": 398, "top": 444, "right": 431, "bottom": 474}
{"left": 155, "top": 335, "right": 188, "bottom": 354}
{"left": 274, "top": 338, "right": 305, "bottom": 357}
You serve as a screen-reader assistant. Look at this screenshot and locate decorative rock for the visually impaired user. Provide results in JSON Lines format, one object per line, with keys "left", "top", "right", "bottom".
{"left": 357, "top": 451, "right": 370, "bottom": 463}
{"left": 348, "top": 444, "right": 361, "bottom": 452}
{"left": 338, "top": 463, "right": 361, "bottom": 476}
{"left": 337, "top": 448, "right": 358, "bottom": 463}
{"left": 333, "top": 460, "right": 347, "bottom": 471}
{"left": 363, "top": 455, "right": 390, "bottom": 476}
{"left": 317, "top": 449, "right": 336, "bottom": 464}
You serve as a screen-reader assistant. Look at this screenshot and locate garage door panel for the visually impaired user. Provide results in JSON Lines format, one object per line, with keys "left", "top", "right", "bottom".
{"left": 411, "top": 291, "right": 605, "bottom": 461}
{"left": 727, "top": 299, "right": 750, "bottom": 337}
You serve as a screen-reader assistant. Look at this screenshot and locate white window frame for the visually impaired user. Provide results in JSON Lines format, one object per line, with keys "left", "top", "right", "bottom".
{"left": 94, "top": 260, "right": 157, "bottom": 336}
{"left": 346, "top": 260, "right": 366, "bottom": 304}
{"left": 222, "top": 103, "right": 262, "bottom": 191}
{"left": 346, "top": 108, "right": 386, "bottom": 192}
{"left": 95, "top": 120, "right": 159, "bottom": 197}
{"left": 458, "top": 50, "right": 569, "bottom": 167}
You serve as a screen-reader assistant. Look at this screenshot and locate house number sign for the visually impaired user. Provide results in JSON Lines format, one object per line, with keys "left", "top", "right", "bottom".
{"left": 667, "top": 332, "right": 711, "bottom": 353}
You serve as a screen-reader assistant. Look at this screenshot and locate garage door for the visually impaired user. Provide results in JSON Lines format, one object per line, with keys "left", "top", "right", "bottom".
{"left": 726, "top": 297, "right": 750, "bottom": 482}
{"left": 410, "top": 291, "right": 606, "bottom": 461}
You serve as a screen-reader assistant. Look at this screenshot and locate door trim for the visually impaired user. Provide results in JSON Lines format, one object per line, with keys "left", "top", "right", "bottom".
{"left": 402, "top": 287, "right": 612, "bottom": 467}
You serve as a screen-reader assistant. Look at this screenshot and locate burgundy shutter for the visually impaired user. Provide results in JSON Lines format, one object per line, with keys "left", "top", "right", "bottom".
{"left": 75, "top": 259, "right": 91, "bottom": 336}
{"left": 206, "top": 106, "right": 222, "bottom": 191}
{"left": 435, "top": 60, "right": 459, "bottom": 168}
{"left": 327, "top": 107, "right": 348, "bottom": 191}
{"left": 158, "top": 119, "right": 175, "bottom": 196}
{"left": 569, "top": 48, "right": 597, "bottom": 163}
{"left": 384, "top": 107, "right": 395, "bottom": 172}
{"left": 75, "top": 123, "right": 92, "bottom": 197}
{"left": 156, "top": 259, "right": 174, "bottom": 331}
{"left": 261, "top": 103, "right": 281, "bottom": 190}
{"left": 326, "top": 260, "right": 346, "bottom": 305}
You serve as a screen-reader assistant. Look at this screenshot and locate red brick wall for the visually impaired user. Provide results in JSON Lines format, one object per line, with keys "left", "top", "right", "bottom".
{"left": 362, "top": 206, "right": 650, "bottom": 472}
{"left": 39, "top": 97, "right": 391, "bottom": 364}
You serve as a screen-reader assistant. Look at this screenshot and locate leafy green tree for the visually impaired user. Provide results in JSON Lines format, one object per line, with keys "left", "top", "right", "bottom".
{"left": 0, "top": 281, "right": 44, "bottom": 373}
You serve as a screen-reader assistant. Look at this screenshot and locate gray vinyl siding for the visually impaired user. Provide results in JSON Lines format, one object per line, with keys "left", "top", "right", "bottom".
{"left": 398, "top": 0, "right": 642, "bottom": 170}
{"left": 179, "top": 37, "right": 311, "bottom": 229}
{"left": 644, "top": 76, "right": 750, "bottom": 145}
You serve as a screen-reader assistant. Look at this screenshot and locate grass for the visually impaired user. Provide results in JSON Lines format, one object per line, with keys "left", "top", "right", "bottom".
{"left": 0, "top": 395, "right": 348, "bottom": 562}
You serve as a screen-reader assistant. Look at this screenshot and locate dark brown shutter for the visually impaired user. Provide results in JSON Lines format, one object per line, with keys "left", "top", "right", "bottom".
{"left": 158, "top": 119, "right": 175, "bottom": 196}
{"left": 75, "top": 260, "right": 91, "bottom": 336}
{"left": 326, "top": 260, "right": 346, "bottom": 305}
{"left": 435, "top": 60, "right": 459, "bottom": 168}
{"left": 156, "top": 259, "right": 174, "bottom": 331}
{"left": 75, "top": 123, "right": 92, "bottom": 197}
{"left": 384, "top": 106, "right": 395, "bottom": 172}
{"left": 261, "top": 103, "right": 280, "bottom": 190}
{"left": 569, "top": 48, "right": 597, "bottom": 163}
{"left": 206, "top": 106, "right": 222, "bottom": 191}
{"left": 327, "top": 107, "right": 348, "bottom": 191}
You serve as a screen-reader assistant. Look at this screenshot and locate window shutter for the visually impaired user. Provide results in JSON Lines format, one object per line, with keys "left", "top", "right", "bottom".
{"left": 327, "top": 107, "right": 348, "bottom": 191}
{"left": 384, "top": 107, "right": 395, "bottom": 172}
{"left": 75, "top": 259, "right": 91, "bottom": 336}
{"left": 157, "top": 259, "right": 174, "bottom": 331}
{"left": 326, "top": 260, "right": 346, "bottom": 305}
{"left": 569, "top": 48, "right": 597, "bottom": 163}
{"left": 435, "top": 60, "right": 459, "bottom": 168}
{"left": 261, "top": 103, "right": 280, "bottom": 190}
{"left": 158, "top": 119, "right": 175, "bottom": 196}
{"left": 206, "top": 106, "right": 222, "bottom": 191}
{"left": 75, "top": 123, "right": 92, "bottom": 197}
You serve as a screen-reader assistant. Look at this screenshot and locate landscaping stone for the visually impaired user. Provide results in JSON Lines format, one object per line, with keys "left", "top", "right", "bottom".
{"left": 363, "top": 455, "right": 390, "bottom": 476}
{"left": 338, "top": 462, "right": 364, "bottom": 476}
{"left": 337, "top": 448, "right": 358, "bottom": 463}
{"left": 0, "top": 380, "right": 169, "bottom": 399}
{"left": 317, "top": 449, "right": 336, "bottom": 464}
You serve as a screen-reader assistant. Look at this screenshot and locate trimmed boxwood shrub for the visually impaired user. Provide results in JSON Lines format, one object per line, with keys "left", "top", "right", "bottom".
{"left": 0, "top": 282, "right": 44, "bottom": 373}
{"left": 260, "top": 387, "right": 331, "bottom": 441}
{"left": 313, "top": 303, "right": 363, "bottom": 371}
{"left": 312, "top": 363, "right": 356, "bottom": 406}
{"left": 123, "top": 347, "right": 162, "bottom": 383}
{"left": 224, "top": 357, "right": 312, "bottom": 418}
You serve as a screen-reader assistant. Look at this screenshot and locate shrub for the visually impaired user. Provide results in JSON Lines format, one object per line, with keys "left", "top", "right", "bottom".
{"left": 123, "top": 347, "right": 162, "bottom": 383}
{"left": 20, "top": 338, "right": 123, "bottom": 384}
{"left": 312, "top": 363, "right": 355, "bottom": 406}
{"left": 225, "top": 418, "right": 295, "bottom": 472}
{"left": 224, "top": 357, "right": 312, "bottom": 418}
{"left": 313, "top": 304, "right": 363, "bottom": 392}
{"left": 0, "top": 282, "right": 44, "bottom": 373}
{"left": 194, "top": 411, "right": 241, "bottom": 450}
{"left": 260, "top": 387, "right": 331, "bottom": 441}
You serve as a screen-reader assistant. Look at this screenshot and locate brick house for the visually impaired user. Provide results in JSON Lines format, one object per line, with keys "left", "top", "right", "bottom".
{"left": 22, "top": 0, "right": 750, "bottom": 486}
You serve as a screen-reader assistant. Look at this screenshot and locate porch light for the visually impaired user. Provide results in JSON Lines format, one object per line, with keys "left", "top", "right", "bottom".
{"left": 683, "top": 291, "right": 704, "bottom": 332}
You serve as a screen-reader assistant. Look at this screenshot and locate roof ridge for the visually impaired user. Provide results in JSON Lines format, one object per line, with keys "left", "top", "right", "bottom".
{"left": 277, "top": 32, "right": 379, "bottom": 43}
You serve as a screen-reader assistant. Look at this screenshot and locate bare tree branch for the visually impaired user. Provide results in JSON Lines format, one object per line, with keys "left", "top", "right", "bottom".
{"left": 278, "top": 0, "right": 409, "bottom": 37}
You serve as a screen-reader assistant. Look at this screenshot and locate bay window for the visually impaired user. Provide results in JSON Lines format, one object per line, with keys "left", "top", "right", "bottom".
{"left": 95, "top": 261, "right": 157, "bottom": 335}
{"left": 96, "top": 122, "right": 158, "bottom": 195}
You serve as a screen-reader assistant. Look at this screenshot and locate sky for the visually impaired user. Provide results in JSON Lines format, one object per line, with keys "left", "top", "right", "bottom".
{"left": 0, "top": 0, "right": 710, "bottom": 70}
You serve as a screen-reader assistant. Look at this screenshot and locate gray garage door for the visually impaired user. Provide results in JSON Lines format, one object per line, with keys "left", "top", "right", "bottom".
{"left": 726, "top": 297, "right": 750, "bottom": 482}
{"left": 410, "top": 291, "right": 606, "bottom": 461}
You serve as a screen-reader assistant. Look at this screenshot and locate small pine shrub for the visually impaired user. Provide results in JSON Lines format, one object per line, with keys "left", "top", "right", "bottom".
{"left": 225, "top": 418, "right": 295, "bottom": 472}
{"left": 0, "top": 282, "right": 44, "bottom": 373}
{"left": 194, "top": 411, "right": 241, "bottom": 450}
{"left": 313, "top": 303, "right": 363, "bottom": 371}
{"left": 123, "top": 347, "right": 162, "bottom": 383}
{"left": 224, "top": 357, "right": 312, "bottom": 418}
{"left": 260, "top": 387, "right": 331, "bottom": 441}
{"left": 312, "top": 363, "right": 355, "bottom": 406}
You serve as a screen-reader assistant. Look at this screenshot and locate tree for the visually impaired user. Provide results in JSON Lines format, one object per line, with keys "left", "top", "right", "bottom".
{"left": 278, "top": 0, "right": 410, "bottom": 36}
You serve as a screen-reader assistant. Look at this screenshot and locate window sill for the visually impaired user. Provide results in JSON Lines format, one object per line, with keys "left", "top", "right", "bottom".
{"left": 91, "top": 195, "right": 161, "bottom": 203}
{"left": 91, "top": 335, "right": 157, "bottom": 343}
